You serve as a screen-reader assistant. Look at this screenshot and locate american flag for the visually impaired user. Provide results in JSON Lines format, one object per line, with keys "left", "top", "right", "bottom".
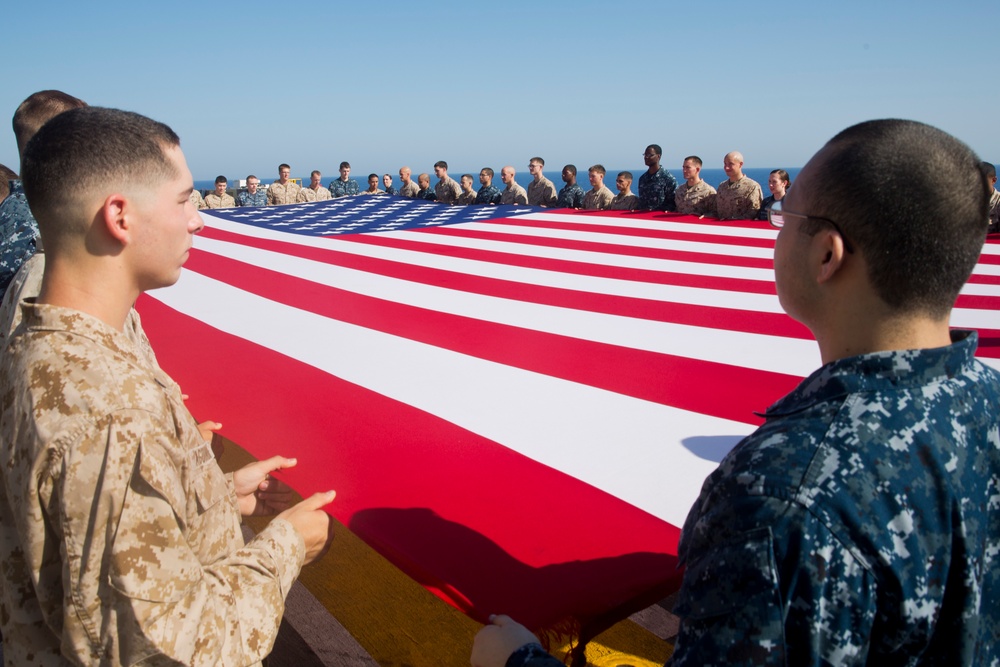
{"left": 136, "top": 195, "right": 1000, "bottom": 636}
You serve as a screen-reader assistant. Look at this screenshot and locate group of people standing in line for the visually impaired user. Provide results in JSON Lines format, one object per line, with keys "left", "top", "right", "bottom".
{"left": 188, "top": 146, "right": 803, "bottom": 222}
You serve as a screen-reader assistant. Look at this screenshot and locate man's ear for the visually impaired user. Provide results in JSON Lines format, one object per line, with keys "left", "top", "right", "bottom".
{"left": 101, "top": 193, "right": 130, "bottom": 244}
{"left": 815, "top": 229, "right": 848, "bottom": 284}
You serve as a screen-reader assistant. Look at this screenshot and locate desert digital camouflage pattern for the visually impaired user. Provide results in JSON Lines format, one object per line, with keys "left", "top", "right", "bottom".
{"left": 267, "top": 180, "right": 302, "bottom": 206}
{"left": 0, "top": 303, "right": 305, "bottom": 666}
{"left": 715, "top": 175, "right": 763, "bottom": 220}
{"left": 527, "top": 176, "right": 557, "bottom": 207}
{"left": 674, "top": 180, "right": 718, "bottom": 217}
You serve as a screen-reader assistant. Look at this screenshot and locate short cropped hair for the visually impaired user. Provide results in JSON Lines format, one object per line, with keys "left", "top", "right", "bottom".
{"left": 13, "top": 90, "right": 87, "bottom": 157}
{"left": 530, "top": 157, "right": 544, "bottom": 167}
{"left": 215, "top": 175, "right": 227, "bottom": 185}
{"left": 21, "top": 107, "right": 181, "bottom": 245}
{"left": 434, "top": 160, "right": 448, "bottom": 170}
{"left": 646, "top": 144, "right": 662, "bottom": 158}
{"left": 812, "top": 119, "right": 988, "bottom": 318}
{"left": 589, "top": 164, "right": 606, "bottom": 176}
{"left": 368, "top": 173, "right": 378, "bottom": 180}
{"left": 247, "top": 174, "right": 258, "bottom": 182}
{"left": 461, "top": 174, "right": 473, "bottom": 182}
{"left": 980, "top": 161, "right": 997, "bottom": 181}
{"left": 562, "top": 164, "right": 577, "bottom": 177}
{"left": 480, "top": 167, "right": 494, "bottom": 179}
{"left": 339, "top": 161, "right": 351, "bottom": 170}
{"left": 684, "top": 156, "right": 703, "bottom": 167}
{"left": 279, "top": 163, "right": 291, "bottom": 171}
{"left": 311, "top": 170, "right": 322, "bottom": 178}
{"left": 770, "top": 169, "right": 790, "bottom": 186}
{"left": 617, "top": 171, "right": 633, "bottom": 181}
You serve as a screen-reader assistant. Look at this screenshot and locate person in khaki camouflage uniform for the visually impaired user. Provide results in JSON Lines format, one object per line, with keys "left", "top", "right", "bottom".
{"left": 582, "top": 165, "right": 614, "bottom": 210}
{"left": 398, "top": 166, "right": 420, "bottom": 198}
{"left": 716, "top": 151, "right": 763, "bottom": 220}
{"left": 456, "top": 174, "right": 477, "bottom": 205}
{"left": 433, "top": 160, "right": 461, "bottom": 205}
{"left": 499, "top": 166, "right": 527, "bottom": 206}
{"left": 0, "top": 107, "right": 336, "bottom": 666}
{"left": 471, "top": 120, "right": 1000, "bottom": 667}
{"left": 267, "top": 162, "right": 302, "bottom": 205}
{"left": 526, "top": 157, "right": 557, "bottom": 207}
{"left": 674, "top": 155, "right": 717, "bottom": 216}
{"left": 297, "top": 170, "right": 332, "bottom": 203}
{"left": 204, "top": 175, "right": 235, "bottom": 208}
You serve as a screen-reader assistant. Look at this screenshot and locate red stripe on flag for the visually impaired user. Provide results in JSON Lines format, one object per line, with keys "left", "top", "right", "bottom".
{"left": 136, "top": 295, "right": 683, "bottom": 631}
{"left": 196, "top": 227, "right": 808, "bottom": 339}
{"left": 339, "top": 233, "right": 778, "bottom": 295}
{"left": 419, "top": 225, "right": 776, "bottom": 269}
{"left": 182, "top": 250, "right": 801, "bottom": 422}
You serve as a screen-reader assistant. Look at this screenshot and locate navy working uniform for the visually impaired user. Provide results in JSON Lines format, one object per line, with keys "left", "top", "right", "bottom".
{"left": 507, "top": 331, "right": 1000, "bottom": 666}
{"left": 0, "top": 180, "right": 36, "bottom": 300}
{"left": 638, "top": 167, "right": 678, "bottom": 211}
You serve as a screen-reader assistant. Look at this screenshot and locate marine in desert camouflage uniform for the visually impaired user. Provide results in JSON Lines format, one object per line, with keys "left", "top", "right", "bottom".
{"left": 526, "top": 158, "right": 557, "bottom": 207}
{"left": 716, "top": 151, "right": 762, "bottom": 220}
{"left": 499, "top": 166, "right": 527, "bottom": 205}
{"left": 267, "top": 163, "right": 302, "bottom": 205}
{"left": 0, "top": 107, "right": 336, "bottom": 666}
{"left": 674, "top": 156, "right": 717, "bottom": 216}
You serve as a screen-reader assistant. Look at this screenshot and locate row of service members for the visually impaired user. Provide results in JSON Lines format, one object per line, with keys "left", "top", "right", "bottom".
{"left": 190, "top": 153, "right": 784, "bottom": 221}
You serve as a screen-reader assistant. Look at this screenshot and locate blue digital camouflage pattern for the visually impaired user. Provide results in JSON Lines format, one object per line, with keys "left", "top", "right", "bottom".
{"left": 236, "top": 190, "right": 268, "bottom": 207}
{"left": 475, "top": 184, "right": 502, "bottom": 205}
{"left": 505, "top": 331, "right": 1000, "bottom": 667}
{"left": 0, "top": 181, "right": 37, "bottom": 300}
{"left": 673, "top": 330, "right": 1000, "bottom": 666}
{"left": 385, "top": 185, "right": 398, "bottom": 196}
{"left": 416, "top": 187, "right": 438, "bottom": 202}
{"left": 638, "top": 167, "right": 678, "bottom": 212}
{"left": 329, "top": 178, "right": 360, "bottom": 198}
{"left": 556, "top": 183, "right": 585, "bottom": 209}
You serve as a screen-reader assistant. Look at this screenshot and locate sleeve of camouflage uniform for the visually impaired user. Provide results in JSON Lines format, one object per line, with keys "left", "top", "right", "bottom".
{"left": 37, "top": 410, "right": 305, "bottom": 665}
{"left": 671, "top": 495, "right": 877, "bottom": 666}
{"left": 543, "top": 181, "right": 557, "bottom": 207}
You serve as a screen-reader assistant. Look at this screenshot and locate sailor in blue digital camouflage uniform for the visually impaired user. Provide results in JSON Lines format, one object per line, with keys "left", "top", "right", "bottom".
{"left": 556, "top": 164, "right": 585, "bottom": 209}
{"left": 471, "top": 119, "right": 1000, "bottom": 667}
{"left": 1, "top": 90, "right": 86, "bottom": 301}
{"left": 475, "top": 168, "right": 502, "bottom": 205}
{"left": 638, "top": 143, "right": 678, "bottom": 212}
{"left": 236, "top": 174, "right": 267, "bottom": 207}
{"left": 329, "top": 161, "right": 360, "bottom": 198}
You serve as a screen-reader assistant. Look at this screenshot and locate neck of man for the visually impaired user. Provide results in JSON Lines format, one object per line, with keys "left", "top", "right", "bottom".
{"left": 687, "top": 175, "right": 701, "bottom": 186}
{"left": 729, "top": 173, "right": 743, "bottom": 183}
{"left": 38, "top": 253, "right": 136, "bottom": 332}
{"left": 647, "top": 161, "right": 659, "bottom": 175}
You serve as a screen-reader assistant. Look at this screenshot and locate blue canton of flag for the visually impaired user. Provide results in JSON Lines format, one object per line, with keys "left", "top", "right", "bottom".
{"left": 205, "top": 195, "right": 543, "bottom": 236}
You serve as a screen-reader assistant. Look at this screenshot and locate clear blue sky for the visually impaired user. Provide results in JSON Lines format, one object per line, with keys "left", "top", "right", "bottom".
{"left": 2, "top": 0, "right": 997, "bottom": 181}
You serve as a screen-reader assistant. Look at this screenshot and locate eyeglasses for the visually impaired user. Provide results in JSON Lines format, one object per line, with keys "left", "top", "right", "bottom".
{"left": 768, "top": 201, "right": 854, "bottom": 254}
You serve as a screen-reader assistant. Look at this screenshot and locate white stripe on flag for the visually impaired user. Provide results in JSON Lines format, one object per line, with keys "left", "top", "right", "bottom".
{"left": 193, "top": 234, "right": 821, "bottom": 377}
{"left": 151, "top": 271, "right": 750, "bottom": 527}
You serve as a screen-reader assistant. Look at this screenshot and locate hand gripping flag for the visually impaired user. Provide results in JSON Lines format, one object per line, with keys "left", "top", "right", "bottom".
{"left": 136, "top": 195, "right": 1000, "bottom": 642}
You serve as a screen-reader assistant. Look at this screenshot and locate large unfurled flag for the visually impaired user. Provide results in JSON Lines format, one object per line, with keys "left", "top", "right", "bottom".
{"left": 137, "top": 196, "right": 1000, "bottom": 640}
